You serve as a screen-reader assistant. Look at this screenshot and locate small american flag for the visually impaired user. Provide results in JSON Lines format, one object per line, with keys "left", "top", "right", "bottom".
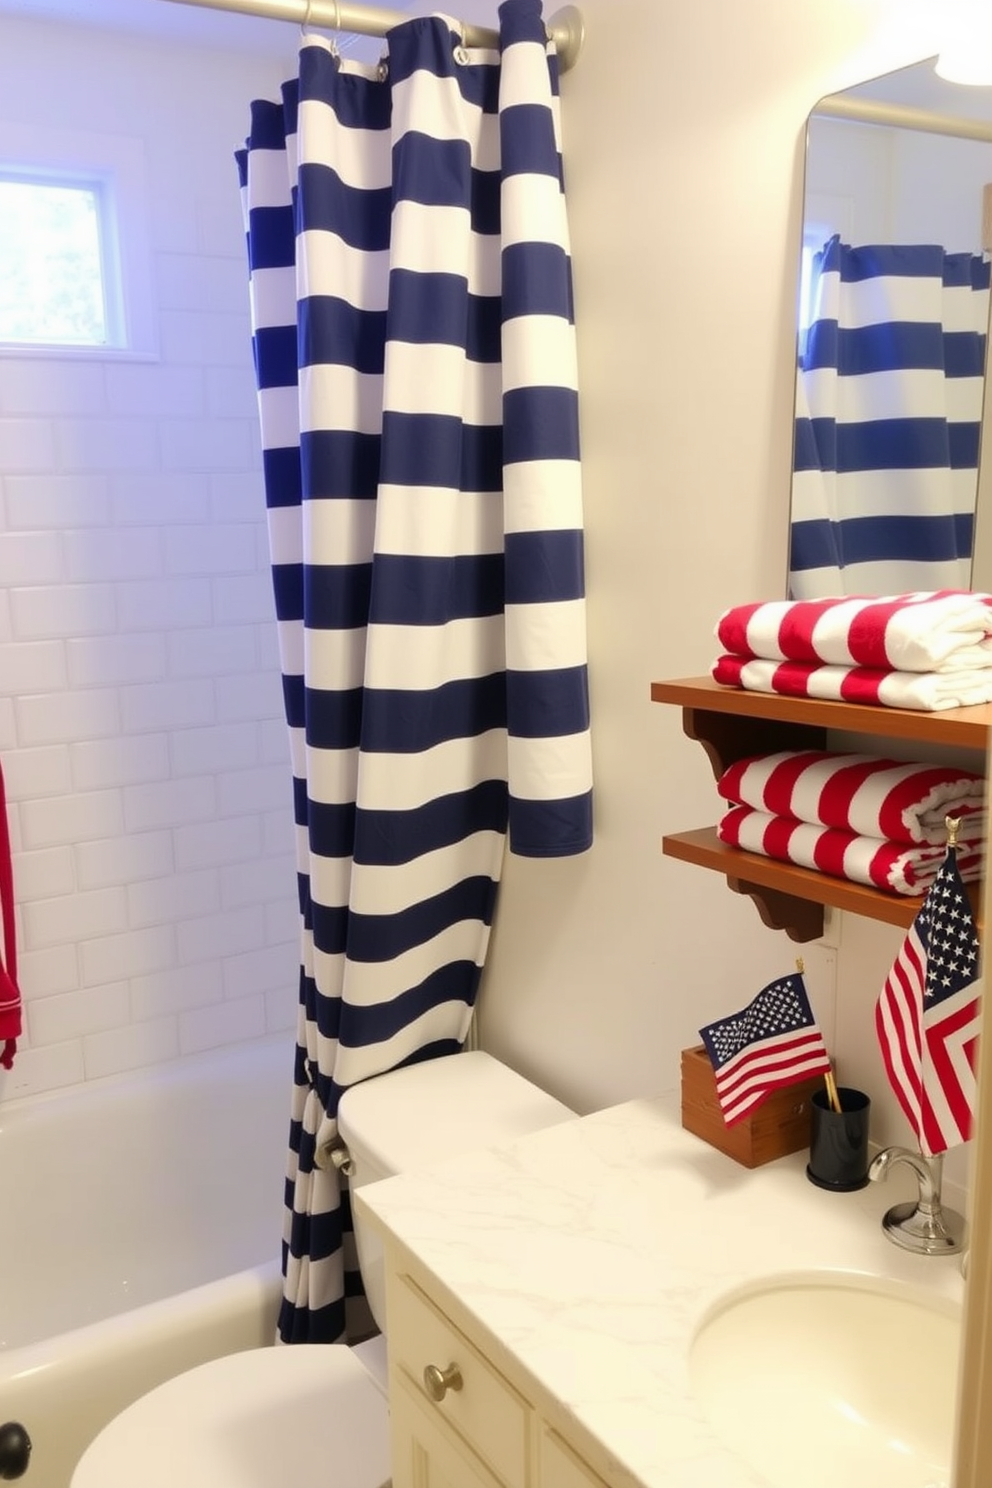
{"left": 875, "top": 844, "right": 982, "bottom": 1157}
{"left": 699, "top": 972, "right": 832, "bottom": 1127}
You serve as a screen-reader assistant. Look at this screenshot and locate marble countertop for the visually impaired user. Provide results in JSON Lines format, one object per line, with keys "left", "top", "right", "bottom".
{"left": 355, "top": 1094, "right": 966, "bottom": 1488}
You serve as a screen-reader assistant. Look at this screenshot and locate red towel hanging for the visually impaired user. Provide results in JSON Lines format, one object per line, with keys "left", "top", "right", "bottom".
{"left": 0, "top": 761, "right": 20, "bottom": 1070}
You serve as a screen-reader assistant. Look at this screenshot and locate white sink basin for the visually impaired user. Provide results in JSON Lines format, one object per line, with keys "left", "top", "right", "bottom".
{"left": 688, "top": 1271, "right": 961, "bottom": 1488}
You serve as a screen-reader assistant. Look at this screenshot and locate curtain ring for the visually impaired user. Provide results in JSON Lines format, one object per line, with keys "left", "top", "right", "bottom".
{"left": 453, "top": 18, "right": 469, "bottom": 65}
{"left": 301, "top": 0, "right": 341, "bottom": 56}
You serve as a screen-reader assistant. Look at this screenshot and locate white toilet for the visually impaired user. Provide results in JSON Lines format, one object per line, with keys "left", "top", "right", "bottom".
{"left": 71, "top": 1051, "right": 574, "bottom": 1488}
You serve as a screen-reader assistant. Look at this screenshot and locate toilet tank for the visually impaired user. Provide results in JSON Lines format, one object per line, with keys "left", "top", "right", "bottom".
{"left": 337, "top": 1051, "right": 575, "bottom": 1332}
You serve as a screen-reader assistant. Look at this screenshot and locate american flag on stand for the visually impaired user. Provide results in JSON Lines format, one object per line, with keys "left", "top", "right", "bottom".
{"left": 875, "top": 843, "right": 982, "bottom": 1157}
{"left": 699, "top": 971, "right": 832, "bottom": 1127}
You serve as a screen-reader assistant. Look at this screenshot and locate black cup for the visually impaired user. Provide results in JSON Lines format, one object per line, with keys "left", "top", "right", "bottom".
{"left": 806, "top": 1087, "right": 871, "bottom": 1191}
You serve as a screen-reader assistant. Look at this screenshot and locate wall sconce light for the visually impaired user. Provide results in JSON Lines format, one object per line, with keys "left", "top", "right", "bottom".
{"left": 936, "top": 0, "right": 992, "bottom": 84}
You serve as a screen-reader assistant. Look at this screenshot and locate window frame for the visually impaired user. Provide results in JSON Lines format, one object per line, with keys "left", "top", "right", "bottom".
{"left": 0, "top": 121, "right": 157, "bottom": 360}
{"left": 0, "top": 170, "right": 117, "bottom": 348}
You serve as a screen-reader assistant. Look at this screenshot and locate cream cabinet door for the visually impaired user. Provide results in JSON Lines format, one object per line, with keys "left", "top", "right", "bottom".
{"left": 388, "top": 1274, "right": 529, "bottom": 1485}
{"left": 539, "top": 1427, "right": 610, "bottom": 1488}
{"left": 390, "top": 1374, "right": 507, "bottom": 1488}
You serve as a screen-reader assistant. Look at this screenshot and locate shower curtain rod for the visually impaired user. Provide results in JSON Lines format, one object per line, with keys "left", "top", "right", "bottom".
{"left": 159, "top": 0, "right": 585, "bottom": 70}
{"left": 815, "top": 93, "right": 992, "bottom": 144}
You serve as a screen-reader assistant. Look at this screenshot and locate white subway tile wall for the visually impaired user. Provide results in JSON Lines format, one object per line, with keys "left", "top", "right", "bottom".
{"left": 0, "top": 19, "right": 302, "bottom": 1103}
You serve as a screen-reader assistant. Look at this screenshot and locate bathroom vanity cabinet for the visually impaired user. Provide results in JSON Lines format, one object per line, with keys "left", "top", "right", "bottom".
{"left": 356, "top": 1095, "right": 965, "bottom": 1488}
{"left": 650, "top": 676, "right": 991, "bottom": 941}
{"left": 386, "top": 1265, "right": 615, "bottom": 1488}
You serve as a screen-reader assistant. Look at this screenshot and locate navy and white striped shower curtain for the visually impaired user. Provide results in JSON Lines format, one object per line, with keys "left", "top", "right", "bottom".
{"left": 789, "top": 236, "right": 990, "bottom": 599}
{"left": 238, "top": 0, "right": 592, "bottom": 1344}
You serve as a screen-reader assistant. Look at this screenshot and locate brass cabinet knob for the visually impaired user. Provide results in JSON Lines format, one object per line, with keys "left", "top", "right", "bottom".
{"left": 423, "top": 1362, "right": 463, "bottom": 1401}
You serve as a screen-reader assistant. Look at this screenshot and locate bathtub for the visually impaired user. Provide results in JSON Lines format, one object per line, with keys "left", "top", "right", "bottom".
{"left": 0, "top": 1036, "right": 292, "bottom": 1488}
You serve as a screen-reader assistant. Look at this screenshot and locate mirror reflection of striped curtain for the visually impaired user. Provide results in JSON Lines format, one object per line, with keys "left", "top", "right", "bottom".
{"left": 789, "top": 235, "right": 991, "bottom": 600}
{"left": 237, "top": 0, "right": 592, "bottom": 1345}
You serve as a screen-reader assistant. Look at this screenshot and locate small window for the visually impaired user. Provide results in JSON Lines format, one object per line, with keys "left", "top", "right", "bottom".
{"left": 798, "top": 218, "right": 839, "bottom": 355}
{"left": 0, "top": 122, "right": 156, "bottom": 360}
{"left": 0, "top": 176, "right": 111, "bottom": 346}
{"left": 798, "top": 239, "right": 819, "bottom": 337}
{"left": 798, "top": 193, "right": 853, "bottom": 344}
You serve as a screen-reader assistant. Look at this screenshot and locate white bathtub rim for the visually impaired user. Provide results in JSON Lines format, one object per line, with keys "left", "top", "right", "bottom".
{"left": 0, "top": 1032, "right": 293, "bottom": 1125}
{"left": 1, "top": 1256, "right": 282, "bottom": 1376}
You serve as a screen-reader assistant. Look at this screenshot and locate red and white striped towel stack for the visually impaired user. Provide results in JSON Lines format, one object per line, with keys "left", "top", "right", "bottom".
{"left": 716, "top": 749, "right": 987, "bottom": 896}
{"left": 712, "top": 590, "right": 992, "bottom": 711}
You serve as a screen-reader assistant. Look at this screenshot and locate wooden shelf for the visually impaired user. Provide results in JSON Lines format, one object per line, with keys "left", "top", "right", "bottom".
{"left": 652, "top": 678, "right": 989, "bottom": 940}
{"left": 664, "top": 827, "right": 983, "bottom": 943}
{"left": 651, "top": 676, "right": 992, "bottom": 751}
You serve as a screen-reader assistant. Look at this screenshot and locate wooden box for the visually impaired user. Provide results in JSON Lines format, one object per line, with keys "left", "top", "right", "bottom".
{"left": 680, "top": 1044, "right": 820, "bottom": 1169}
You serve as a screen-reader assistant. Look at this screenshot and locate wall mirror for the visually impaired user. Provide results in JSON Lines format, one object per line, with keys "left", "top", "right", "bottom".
{"left": 787, "top": 60, "right": 992, "bottom": 600}
{"left": 786, "top": 64, "right": 992, "bottom": 1482}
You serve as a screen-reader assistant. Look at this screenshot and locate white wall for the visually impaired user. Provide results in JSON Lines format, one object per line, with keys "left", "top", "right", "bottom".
{"left": 0, "top": 16, "right": 301, "bottom": 1102}
{"left": 475, "top": 0, "right": 959, "bottom": 1160}
{"left": 807, "top": 114, "right": 992, "bottom": 253}
{"left": 805, "top": 118, "right": 893, "bottom": 245}
{"left": 890, "top": 129, "right": 992, "bottom": 248}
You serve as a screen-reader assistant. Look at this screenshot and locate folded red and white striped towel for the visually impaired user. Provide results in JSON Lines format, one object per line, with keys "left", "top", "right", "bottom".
{"left": 716, "top": 591, "right": 992, "bottom": 673}
{"left": 718, "top": 750, "right": 986, "bottom": 846}
{"left": 712, "top": 654, "right": 992, "bottom": 712}
{"left": 718, "top": 805, "right": 984, "bottom": 896}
